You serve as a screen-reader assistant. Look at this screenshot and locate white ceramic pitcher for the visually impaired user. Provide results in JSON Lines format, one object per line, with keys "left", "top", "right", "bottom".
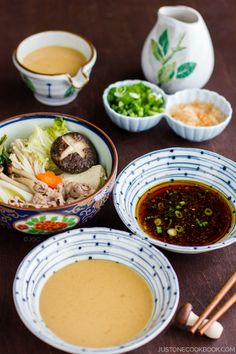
{"left": 141, "top": 6, "right": 214, "bottom": 93}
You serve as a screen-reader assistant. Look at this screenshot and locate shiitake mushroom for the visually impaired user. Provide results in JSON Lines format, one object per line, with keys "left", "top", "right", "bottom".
{"left": 51, "top": 132, "right": 98, "bottom": 174}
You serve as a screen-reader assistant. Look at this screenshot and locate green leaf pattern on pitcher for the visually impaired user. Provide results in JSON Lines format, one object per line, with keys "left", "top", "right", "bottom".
{"left": 176, "top": 62, "right": 197, "bottom": 78}
{"left": 151, "top": 29, "right": 197, "bottom": 85}
{"left": 151, "top": 39, "right": 164, "bottom": 62}
{"left": 158, "top": 62, "right": 176, "bottom": 85}
{"left": 159, "top": 29, "right": 169, "bottom": 56}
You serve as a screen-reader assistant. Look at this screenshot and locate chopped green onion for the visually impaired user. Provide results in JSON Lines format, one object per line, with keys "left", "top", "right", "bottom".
{"left": 167, "top": 218, "right": 172, "bottom": 228}
{"left": 179, "top": 201, "right": 185, "bottom": 206}
{"left": 204, "top": 208, "right": 213, "bottom": 216}
{"left": 167, "top": 206, "right": 175, "bottom": 215}
{"left": 144, "top": 216, "right": 155, "bottom": 220}
{"left": 156, "top": 226, "right": 163, "bottom": 234}
{"left": 202, "top": 221, "right": 209, "bottom": 227}
{"left": 107, "top": 83, "right": 165, "bottom": 118}
{"left": 175, "top": 210, "right": 183, "bottom": 218}
{"left": 196, "top": 218, "right": 209, "bottom": 228}
{"left": 154, "top": 218, "right": 162, "bottom": 226}
{"left": 196, "top": 218, "right": 201, "bottom": 227}
{"left": 175, "top": 225, "right": 184, "bottom": 232}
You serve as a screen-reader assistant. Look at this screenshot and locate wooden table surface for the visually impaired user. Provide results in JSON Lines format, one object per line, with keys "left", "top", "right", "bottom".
{"left": 0, "top": 0, "right": 235, "bottom": 353}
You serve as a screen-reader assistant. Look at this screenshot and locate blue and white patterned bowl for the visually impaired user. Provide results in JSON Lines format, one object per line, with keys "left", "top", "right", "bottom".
{"left": 113, "top": 147, "right": 236, "bottom": 254}
{"left": 13, "top": 31, "right": 97, "bottom": 106}
{"left": 13, "top": 227, "right": 179, "bottom": 354}
{"left": 0, "top": 113, "right": 118, "bottom": 234}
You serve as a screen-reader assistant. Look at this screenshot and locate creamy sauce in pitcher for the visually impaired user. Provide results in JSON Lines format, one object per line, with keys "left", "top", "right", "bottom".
{"left": 22, "top": 45, "right": 87, "bottom": 76}
{"left": 40, "top": 260, "right": 154, "bottom": 348}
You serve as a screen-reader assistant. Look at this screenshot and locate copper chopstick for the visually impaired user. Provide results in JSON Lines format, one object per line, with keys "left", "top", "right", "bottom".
{"left": 190, "top": 272, "right": 236, "bottom": 334}
{"left": 199, "top": 292, "right": 236, "bottom": 335}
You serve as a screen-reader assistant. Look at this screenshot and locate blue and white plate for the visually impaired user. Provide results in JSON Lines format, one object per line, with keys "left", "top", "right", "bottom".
{"left": 113, "top": 147, "right": 236, "bottom": 254}
{"left": 13, "top": 227, "right": 179, "bottom": 354}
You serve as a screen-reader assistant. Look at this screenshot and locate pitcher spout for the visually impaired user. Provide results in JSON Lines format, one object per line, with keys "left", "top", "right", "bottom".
{"left": 67, "top": 70, "right": 89, "bottom": 90}
{"left": 158, "top": 6, "right": 201, "bottom": 25}
{"left": 67, "top": 45, "right": 97, "bottom": 90}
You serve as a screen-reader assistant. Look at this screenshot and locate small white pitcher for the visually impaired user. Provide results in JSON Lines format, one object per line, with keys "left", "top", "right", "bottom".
{"left": 141, "top": 6, "right": 214, "bottom": 93}
{"left": 13, "top": 31, "right": 97, "bottom": 106}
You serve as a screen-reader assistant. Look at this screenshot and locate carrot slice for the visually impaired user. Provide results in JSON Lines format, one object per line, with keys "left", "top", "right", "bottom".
{"left": 37, "top": 171, "right": 62, "bottom": 189}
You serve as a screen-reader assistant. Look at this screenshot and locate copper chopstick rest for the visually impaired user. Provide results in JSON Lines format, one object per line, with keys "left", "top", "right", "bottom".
{"left": 190, "top": 272, "right": 236, "bottom": 335}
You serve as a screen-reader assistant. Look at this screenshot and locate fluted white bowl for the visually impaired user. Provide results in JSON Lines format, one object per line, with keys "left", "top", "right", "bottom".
{"left": 103, "top": 80, "right": 166, "bottom": 132}
{"left": 103, "top": 81, "right": 232, "bottom": 140}
{"left": 165, "top": 89, "right": 232, "bottom": 142}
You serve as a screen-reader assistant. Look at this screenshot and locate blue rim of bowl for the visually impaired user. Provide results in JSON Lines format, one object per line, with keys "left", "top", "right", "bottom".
{"left": 0, "top": 112, "right": 118, "bottom": 211}
{"left": 103, "top": 79, "right": 166, "bottom": 120}
{"left": 113, "top": 147, "right": 236, "bottom": 253}
{"left": 13, "top": 227, "right": 179, "bottom": 354}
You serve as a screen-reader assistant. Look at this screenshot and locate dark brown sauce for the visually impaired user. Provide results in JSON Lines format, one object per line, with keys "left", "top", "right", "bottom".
{"left": 136, "top": 181, "right": 234, "bottom": 246}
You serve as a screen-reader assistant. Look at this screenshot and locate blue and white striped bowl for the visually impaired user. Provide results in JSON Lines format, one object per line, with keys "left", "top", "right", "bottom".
{"left": 13, "top": 227, "right": 179, "bottom": 354}
{"left": 113, "top": 148, "right": 236, "bottom": 254}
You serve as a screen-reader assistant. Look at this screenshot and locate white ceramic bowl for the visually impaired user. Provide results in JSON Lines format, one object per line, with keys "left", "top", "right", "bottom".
{"left": 113, "top": 147, "right": 236, "bottom": 254}
{"left": 13, "top": 31, "right": 97, "bottom": 106}
{"left": 165, "top": 89, "right": 232, "bottom": 141}
{"left": 103, "top": 80, "right": 166, "bottom": 132}
{"left": 13, "top": 227, "right": 179, "bottom": 354}
{"left": 103, "top": 81, "right": 232, "bottom": 140}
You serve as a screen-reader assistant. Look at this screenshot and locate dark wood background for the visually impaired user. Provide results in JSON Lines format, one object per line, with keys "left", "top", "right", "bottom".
{"left": 0, "top": 0, "right": 235, "bottom": 353}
